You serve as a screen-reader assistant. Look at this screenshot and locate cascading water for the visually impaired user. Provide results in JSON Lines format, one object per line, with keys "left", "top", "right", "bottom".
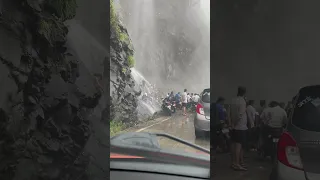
{"left": 66, "top": 17, "right": 161, "bottom": 120}
{"left": 130, "top": 68, "right": 162, "bottom": 119}
{"left": 113, "top": 0, "right": 210, "bottom": 119}
{"left": 117, "top": 0, "right": 210, "bottom": 93}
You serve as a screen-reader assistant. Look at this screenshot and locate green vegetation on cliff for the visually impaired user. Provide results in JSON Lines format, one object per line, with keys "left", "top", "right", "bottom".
{"left": 110, "top": 120, "right": 124, "bottom": 137}
{"left": 110, "top": 0, "right": 135, "bottom": 68}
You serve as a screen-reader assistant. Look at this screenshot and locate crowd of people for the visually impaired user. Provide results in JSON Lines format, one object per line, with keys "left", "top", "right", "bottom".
{"left": 212, "top": 86, "right": 291, "bottom": 171}
{"left": 165, "top": 89, "right": 200, "bottom": 115}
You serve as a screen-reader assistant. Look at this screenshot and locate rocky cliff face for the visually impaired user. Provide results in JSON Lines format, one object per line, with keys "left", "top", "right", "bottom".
{"left": 0, "top": 0, "right": 110, "bottom": 179}
{"left": 0, "top": 0, "right": 139, "bottom": 178}
{"left": 110, "top": 0, "right": 140, "bottom": 126}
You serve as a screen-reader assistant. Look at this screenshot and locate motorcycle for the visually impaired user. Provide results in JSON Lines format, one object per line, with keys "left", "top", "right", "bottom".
{"left": 215, "top": 121, "right": 231, "bottom": 153}
{"left": 191, "top": 102, "right": 197, "bottom": 112}
{"left": 257, "top": 127, "right": 283, "bottom": 161}
{"left": 171, "top": 101, "right": 177, "bottom": 113}
{"left": 162, "top": 100, "right": 176, "bottom": 116}
{"left": 174, "top": 101, "right": 182, "bottom": 110}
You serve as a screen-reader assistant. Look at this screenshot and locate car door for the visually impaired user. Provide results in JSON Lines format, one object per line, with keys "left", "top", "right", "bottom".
{"left": 288, "top": 86, "right": 320, "bottom": 179}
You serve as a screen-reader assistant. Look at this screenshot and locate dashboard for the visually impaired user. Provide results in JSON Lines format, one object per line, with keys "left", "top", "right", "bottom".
{"left": 111, "top": 170, "right": 209, "bottom": 180}
{"left": 110, "top": 161, "right": 210, "bottom": 180}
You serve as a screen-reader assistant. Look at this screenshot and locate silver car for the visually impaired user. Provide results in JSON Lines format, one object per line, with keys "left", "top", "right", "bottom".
{"left": 272, "top": 85, "right": 320, "bottom": 180}
{"left": 194, "top": 88, "right": 210, "bottom": 138}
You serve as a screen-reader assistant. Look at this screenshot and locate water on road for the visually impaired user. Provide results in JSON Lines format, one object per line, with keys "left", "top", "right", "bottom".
{"left": 127, "top": 113, "right": 273, "bottom": 180}
{"left": 135, "top": 113, "right": 210, "bottom": 153}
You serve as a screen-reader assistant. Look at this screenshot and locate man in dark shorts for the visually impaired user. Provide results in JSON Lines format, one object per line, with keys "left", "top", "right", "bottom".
{"left": 230, "top": 86, "right": 248, "bottom": 171}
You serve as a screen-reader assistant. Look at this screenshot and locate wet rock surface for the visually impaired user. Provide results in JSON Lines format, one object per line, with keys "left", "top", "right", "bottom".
{"left": 0, "top": 0, "right": 109, "bottom": 179}
{"left": 0, "top": 0, "right": 159, "bottom": 178}
{"left": 110, "top": 0, "right": 140, "bottom": 125}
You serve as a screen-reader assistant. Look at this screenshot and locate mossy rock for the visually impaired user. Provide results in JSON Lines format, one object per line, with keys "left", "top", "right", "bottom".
{"left": 110, "top": 0, "right": 135, "bottom": 67}
{"left": 46, "top": 0, "right": 77, "bottom": 21}
{"left": 110, "top": 0, "right": 121, "bottom": 36}
{"left": 127, "top": 55, "right": 135, "bottom": 68}
{"left": 38, "top": 18, "right": 68, "bottom": 45}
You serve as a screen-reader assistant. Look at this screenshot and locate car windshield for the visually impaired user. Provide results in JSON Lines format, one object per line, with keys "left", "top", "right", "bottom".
{"left": 292, "top": 87, "right": 320, "bottom": 132}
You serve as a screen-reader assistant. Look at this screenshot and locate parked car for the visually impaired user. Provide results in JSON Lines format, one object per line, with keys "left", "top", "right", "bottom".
{"left": 271, "top": 85, "right": 320, "bottom": 180}
{"left": 194, "top": 88, "right": 210, "bottom": 138}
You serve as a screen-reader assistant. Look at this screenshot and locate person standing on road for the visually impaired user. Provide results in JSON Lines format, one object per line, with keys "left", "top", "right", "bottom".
{"left": 181, "top": 89, "right": 188, "bottom": 116}
{"left": 246, "top": 100, "right": 257, "bottom": 151}
{"left": 230, "top": 86, "right": 248, "bottom": 171}
{"left": 256, "top": 100, "right": 266, "bottom": 126}
{"left": 246, "top": 100, "right": 256, "bottom": 128}
{"left": 187, "top": 93, "right": 191, "bottom": 109}
{"left": 285, "top": 101, "right": 293, "bottom": 116}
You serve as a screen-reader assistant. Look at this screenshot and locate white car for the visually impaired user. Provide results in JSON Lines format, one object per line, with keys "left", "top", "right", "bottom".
{"left": 271, "top": 85, "right": 320, "bottom": 180}
{"left": 194, "top": 88, "right": 210, "bottom": 138}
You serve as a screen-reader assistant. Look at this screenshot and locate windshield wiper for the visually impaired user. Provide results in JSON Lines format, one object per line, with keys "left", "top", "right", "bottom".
{"left": 153, "top": 133, "right": 210, "bottom": 154}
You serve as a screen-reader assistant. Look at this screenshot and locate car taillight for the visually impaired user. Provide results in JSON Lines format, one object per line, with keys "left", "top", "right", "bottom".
{"left": 196, "top": 103, "right": 204, "bottom": 115}
{"left": 277, "top": 132, "right": 303, "bottom": 170}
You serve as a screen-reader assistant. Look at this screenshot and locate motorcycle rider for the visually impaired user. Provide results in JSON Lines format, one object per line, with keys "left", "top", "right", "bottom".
{"left": 260, "top": 101, "right": 288, "bottom": 151}
{"left": 175, "top": 92, "right": 182, "bottom": 109}
{"left": 260, "top": 101, "right": 287, "bottom": 128}
{"left": 216, "top": 97, "right": 226, "bottom": 123}
{"left": 169, "top": 91, "right": 175, "bottom": 102}
{"left": 193, "top": 93, "right": 200, "bottom": 103}
{"left": 216, "top": 97, "right": 228, "bottom": 152}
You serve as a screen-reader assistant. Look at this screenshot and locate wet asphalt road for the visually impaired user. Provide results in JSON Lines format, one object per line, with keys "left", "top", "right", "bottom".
{"left": 127, "top": 112, "right": 273, "bottom": 180}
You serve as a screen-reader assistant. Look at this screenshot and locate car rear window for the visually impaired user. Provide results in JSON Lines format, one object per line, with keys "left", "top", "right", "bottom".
{"left": 201, "top": 89, "right": 210, "bottom": 103}
{"left": 292, "top": 87, "right": 320, "bottom": 132}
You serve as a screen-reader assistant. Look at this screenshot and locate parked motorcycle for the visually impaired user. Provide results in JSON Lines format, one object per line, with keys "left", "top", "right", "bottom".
{"left": 188, "top": 102, "right": 197, "bottom": 112}
{"left": 162, "top": 99, "right": 176, "bottom": 116}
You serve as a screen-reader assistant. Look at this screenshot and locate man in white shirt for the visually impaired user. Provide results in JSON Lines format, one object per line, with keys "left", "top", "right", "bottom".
{"left": 260, "top": 101, "right": 287, "bottom": 128}
{"left": 193, "top": 93, "right": 200, "bottom": 103}
{"left": 246, "top": 100, "right": 256, "bottom": 128}
{"left": 260, "top": 101, "right": 287, "bottom": 151}
{"left": 187, "top": 93, "right": 191, "bottom": 109}
{"left": 246, "top": 100, "right": 257, "bottom": 151}
{"left": 230, "top": 86, "right": 248, "bottom": 171}
{"left": 181, "top": 89, "right": 188, "bottom": 116}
